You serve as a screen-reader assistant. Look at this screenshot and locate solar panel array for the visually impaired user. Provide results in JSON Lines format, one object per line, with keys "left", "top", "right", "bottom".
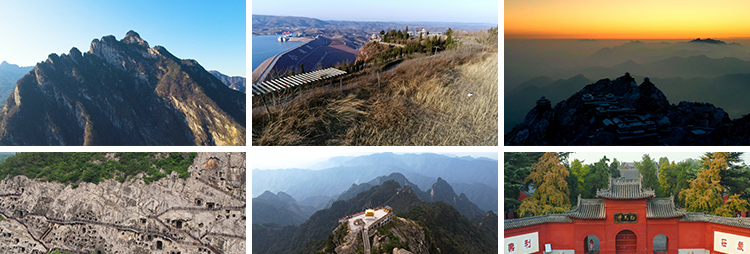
{"left": 252, "top": 68, "right": 347, "bottom": 96}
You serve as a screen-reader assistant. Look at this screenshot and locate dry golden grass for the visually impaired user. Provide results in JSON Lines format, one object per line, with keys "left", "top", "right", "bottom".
{"left": 252, "top": 29, "right": 498, "bottom": 146}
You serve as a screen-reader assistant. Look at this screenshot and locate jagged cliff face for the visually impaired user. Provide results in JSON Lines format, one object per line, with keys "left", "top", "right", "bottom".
{"left": 0, "top": 152, "right": 246, "bottom": 254}
{"left": 330, "top": 217, "right": 429, "bottom": 254}
{"left": 0, "top": 31, "right": 246, "bottom": 146}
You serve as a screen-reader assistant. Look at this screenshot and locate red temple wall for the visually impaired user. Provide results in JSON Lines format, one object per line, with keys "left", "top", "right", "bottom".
{"left": 506, "top": 197, "right": 750, "bottom": 253}
{"left": 677, "top": 221, "right": 708, "bottom": 250}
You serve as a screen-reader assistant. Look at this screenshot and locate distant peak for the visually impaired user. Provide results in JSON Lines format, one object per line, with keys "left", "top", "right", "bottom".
{"left": 69, "top": 47, "right": 82, "bottom": 58}
{"left": 125, "top": 30, "right": 141, "bottom": 39}
{"left": 101, "top": 35, "right": 118, "bottom": 44}
{"left": 387, "top": 172, "right": 406, "bottom": 178}
{"left": 122, "top": 30, "right": 149, "bottom": 48}
{"left": 0, "top": 61, "right": 8, "bottom": 66}
{"left": 572, "top": 74, "right": 587, "bottom": 78}
{"left": 689, "top": 38, "right": 726, "bottom": 44}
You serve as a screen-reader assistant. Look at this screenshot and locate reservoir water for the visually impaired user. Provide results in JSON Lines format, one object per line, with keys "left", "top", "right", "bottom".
{"left": 252, "top": 35, "right": 302, "bottom": 71}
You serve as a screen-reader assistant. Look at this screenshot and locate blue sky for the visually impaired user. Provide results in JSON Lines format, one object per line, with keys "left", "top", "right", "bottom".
{"left": 0, "top": 0, "right": 246, "bottom": 77}
{"left": 252, "top": 0, "right": 499, "bottom": 24}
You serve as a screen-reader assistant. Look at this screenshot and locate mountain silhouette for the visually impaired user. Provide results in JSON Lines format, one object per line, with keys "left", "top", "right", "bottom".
{"left": 505, "top": 73, "right": 747, "bottom": 145}
{"left": 253, "top": 191, "right": 317, "bottom": 226}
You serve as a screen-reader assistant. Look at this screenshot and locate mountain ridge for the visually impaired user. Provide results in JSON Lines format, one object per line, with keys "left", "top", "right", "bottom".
{"left": 252, "top": 180, "right": 425, "bottom": 254}
{"left": 504, "top": 73, "right": 750, "bottom": 145}
{"left": 209, "top": 70, "right": 246, "bottom": 92}
{"left": 335, "top": 172, "right": 489, "bottom": 218}
{"left": 252, "top": 14, "right": 496, "bottom": 35}
{"left": 0, "top": 31, "right": 245, "bottom": 145}
{"left": 253, "top": 190, "right": 316, "bottom": 226}
{"left": 253, "top": 179, "right": 497, "bottom": 254}
{"left": 252, "top": 153, "right": 497, "bottom": 202}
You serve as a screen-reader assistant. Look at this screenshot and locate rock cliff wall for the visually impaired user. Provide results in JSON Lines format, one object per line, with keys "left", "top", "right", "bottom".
{"left": 0, "top": 152, "right": 245, "bottom": 254}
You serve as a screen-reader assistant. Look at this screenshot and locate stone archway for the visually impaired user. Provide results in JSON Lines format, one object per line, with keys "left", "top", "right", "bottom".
{"left": 616, "top": 230, "right": 637, "bottom": 253}
{"left": 584, "top": 234, "right": 600, "bottom": 254}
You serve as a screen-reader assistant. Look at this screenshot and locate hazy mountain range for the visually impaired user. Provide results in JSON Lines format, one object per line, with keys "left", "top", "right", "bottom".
{"left": 506, "top": 39, "right": 750, "bottom": 132}
{"left": 506, "top": 38, "right": 750, "bottom": 90}
{"left": 252, "top": 14, "right": 497, "bottom": 35}
{"left": 0, "top": 31, "right": 245, "bottom": 145}
{"left": 252, "top": 179, "right": 498, "bottom": 254}
{"left": 0, "top": 61, "right": 33, "bottom": 102}
{"left": 505, "top": 73, "right": 750, "bottom": 145}
{"left": 253, "top": 171, "right": 489, "bottom": 228}
{"left": 253, "top": 191, "right": 317, "bottom": 226}
{"left": 209, "top": 70, "right": 246, "bottom": 92}
{"left": 252, "top": 153, "right": 498, "bottom": 213}
{"left": 586, "top": 39, "right": 750, "bottom": 67}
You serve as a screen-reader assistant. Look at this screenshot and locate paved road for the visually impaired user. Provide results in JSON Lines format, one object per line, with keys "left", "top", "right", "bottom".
{"left": 378, "top": 41, "right": 405, "bottom": 48}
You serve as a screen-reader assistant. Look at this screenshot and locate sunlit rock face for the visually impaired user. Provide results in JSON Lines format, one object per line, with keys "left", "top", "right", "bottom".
{"left": 0, "top": 31, "right": 245, "bottom": 146}
{"left": 0, "top": 152, "right": 246, "bottom": 254}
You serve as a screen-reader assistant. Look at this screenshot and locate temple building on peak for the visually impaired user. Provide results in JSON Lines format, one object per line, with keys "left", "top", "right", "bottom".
{"left": 505, "top": 174, "right": 750, "bottom": 254}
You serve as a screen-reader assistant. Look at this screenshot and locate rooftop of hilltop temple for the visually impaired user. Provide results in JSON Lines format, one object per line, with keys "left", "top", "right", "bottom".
{"left": 339, "top": 206, "right": 393, "bottom": 233}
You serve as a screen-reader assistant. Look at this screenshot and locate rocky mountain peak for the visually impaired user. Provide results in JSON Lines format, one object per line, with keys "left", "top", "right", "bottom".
{"left": 68, "top": 47, "right": 83, "bottom": 61}
{"left": 689, "top": 38, "right": 726, "bottom": 44}
{"left": 257, "top": 190, "right": 277, "bottom": 200}
{"left": 432, "top": 177, "right": 453, "bottom": 192}
{"left": 0, "top": 31, "right": 246, "bottom": 145}
{"left": 330, "top": 216, "right": 429, "bottom": 254}
{"left": 101, "top": 34, "right": 118, "bottom": 44}
{"left": 506, "top": 72, "right": 735, "bottom": 145}
{"left": 123, "top": 30, "right": 149, "bottom": 48}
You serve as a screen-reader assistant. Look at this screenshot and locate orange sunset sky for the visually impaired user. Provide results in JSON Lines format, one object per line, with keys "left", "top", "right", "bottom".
{"left": 505, "top": 0, "right": 750, "bottom": 39}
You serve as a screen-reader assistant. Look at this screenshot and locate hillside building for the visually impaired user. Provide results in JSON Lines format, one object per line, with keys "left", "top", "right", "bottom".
{"left": 338, "top": 206, "right": 393, "bottom": 233}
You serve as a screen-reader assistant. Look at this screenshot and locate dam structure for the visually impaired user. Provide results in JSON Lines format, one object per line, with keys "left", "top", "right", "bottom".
{"left": 252, "top": 36, "right": 358, "bottom": 84}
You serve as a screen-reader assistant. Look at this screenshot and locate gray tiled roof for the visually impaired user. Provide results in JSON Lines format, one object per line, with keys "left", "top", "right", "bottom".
{"left": 504, "top": 214, "right": 572, "bottom": 230}
{"left": 680, "top": 213, "right": 750, "bottom": 229}
{"left": 647, "top": 196, "right": 686, "bottom": 218}
{"left": 597, "top": 178, "right": 654, "bottom": 199}
{"left": 619, "top": 167, "right": 640, "bottom": 179}
{"left": 566, "top": 195, "right": 606, "bottom": 219}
